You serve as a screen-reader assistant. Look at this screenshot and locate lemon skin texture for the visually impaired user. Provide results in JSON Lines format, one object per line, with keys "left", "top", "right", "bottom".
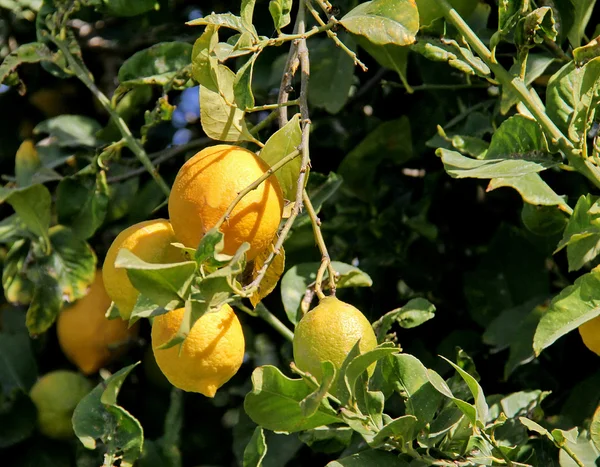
{"left": 103, "top": 219, "right": 183, "bottom": 319}
{"left": 416, "top": 0, "right": 478, "bottom": 28}
{"left": 293, "top": 297, "right": 378, "bottom": 387}
{"left": 168, "top": 144, "right": 284, "bottom": 261}
{"left": 579, "top": 315, "right": 600, "bottom": 356}
{"left": 29, "top": 370, "right": 93, "bottom": 440}
{"left": 57, "top": 271, "right": 139, "bottom": 375}
{"left": 151, "top": 305, "right": 245, "bottom": 397}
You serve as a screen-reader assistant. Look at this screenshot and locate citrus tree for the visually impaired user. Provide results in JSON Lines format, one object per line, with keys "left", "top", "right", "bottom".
{"left": 2, "top": 0, "right": 600, "bottom": 466}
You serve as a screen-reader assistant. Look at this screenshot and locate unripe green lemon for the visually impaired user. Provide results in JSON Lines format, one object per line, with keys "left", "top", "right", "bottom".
{"left": 293, "top": 297, "right": 377, "bottom": 391}
{"left": 29, "top": 370, "right": 93, "bottom": 440}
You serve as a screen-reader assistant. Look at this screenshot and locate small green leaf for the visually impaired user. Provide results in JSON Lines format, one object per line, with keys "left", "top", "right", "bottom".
{"left": 269, "top": 0, "right": 292, "bottom": 32}
{"left": 0, "top": 42, "right": 58, "bottom": 91}
{"left": 240, "top": 0, "right": 256, "bottom": 32}
{"left": 437, "top": 149, "right": 559, "bottom": 179}
{"left": 243, "top": 427, "right": 267, "bottom": 467}
{"left": 244, "top": 365, "right": 340, "bottom": 433}
{"left": 308, "top": 35, "right": 356, "bottom": 114}
{"left": 73, "top": 363, "right": 143, "bottom": 467}
{"left": 533, "top": 270, "right": 600, "bottom": 355}
{"left": 327, "top": 450, "right": 410, "bottom": 466}
{"left": 411, "top": 37, "right": 491, "bottom": 77}
{"left": 372, "top": 297, "right": 436, "bottom": 340}
{"left": 369, "top": 415, "right": 418, "bottom": 448}
{"left": 191, "top": 25, "right": 220, "bottom": 93}
{"left": 515, "top": 7, "right": 557, "bottom": 47}
{"left": 15, "top": 140, "right": 41, "bottom": 187}
{"left": 34, "top": 115, "right": 102, "bottom": 147}
{"left": 340, "top": 0, "right": 418, "bottom": 47}
{"left": 56, "top": 172, "right": 109, "bottom": 240}
{"left": 234, "top": 54, "right": 257, "bottom": 110}
{"left": 567, "top": 0, "right": 597, "bottom": 47}
{"left": 427, "top": 369, "right": 478, "bottom": 425}
{"left": 591, "top": 405, "right": 600, "bottom": 452}
{"left": 259, "top": 114, "right": 302, "bottom": 201}
{"left": 334, "top": 341, "right": 362, "bottom": 405}
{"left": 382, "top": 354, "right": 442, "bottom": 429}
{"left": 25, "top": 273, "right": 62, "bottom": 336}
{"left": 487, "top": 173, "right": 568, "bottom": 210}
{"left": 195, "top": 228, "right": 229, "bottom": 265}
{"left": 187, "top": 13, "right": 257, "bottom": 40}
{"left": 298, "top": 426, "right": 353, "bottom": 454}
{"left": 485, "top": 115, "right": 549, "bottom": 160}
{"left": 2, "top": 240, "right": 35, "bottom": 304}
{"left": 118, "top": 42, "right": 192, "bottom": 87}
{"left": 300, "top": 361, "right": 336, "bottom": 418}
{"left": 0, "top": 184, "right": 51, "bottom": 251}
{"left": 200, "top": 65, "right": 256, "bottom": 143}
{"left": 114, "top": 249, "right": 196, "bottom": 311}
{"left": 344, "top": 343, "right": 398, "bottom": 397}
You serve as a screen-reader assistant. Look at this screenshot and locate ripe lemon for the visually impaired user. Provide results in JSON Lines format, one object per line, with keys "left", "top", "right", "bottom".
{"left": 29, "top": 370, "right": 93, "bottom": 440}
{"left": 579, "top": 315, "right": 600, "bottom": 356}
{"left": 168, "top": 144, "right": 284, "bottom": 260}
{"left": 293, "top": 297, "right": 378, "bottom": 389}
{"left": 103, "top": 219, "right": 183, "bottom": 319}
{"left": 151, "top": 305, "right": 245, "bottom": 397}
{"left": 57, "top": 271, "right": 139, "bottom": 375}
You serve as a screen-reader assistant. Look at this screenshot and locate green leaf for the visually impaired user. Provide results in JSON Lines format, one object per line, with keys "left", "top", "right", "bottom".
{"left": 199, "top": 64, "right": 256, "bottom": 143}
{"left": 440, "top": 356, "right": 488, "bottom": 427}
{"left": 343, "top": 343, "right": 398, "bottom": 398}
{"left": 555, "top": 195, "right": 600, "bottom": 271}
{"left": 339, "top": 117, "right": 412, "bottom": 201}
{"left": 191, "top": 25, "right": 220, "bottom": 93}
{"left": 340, "top": 0, "right": 418, "bottom": 47}
{"left": 356, "top": 37, "right": 410, "bottom": 90}
{"left": 73, "top": 363, "right": 143, "bottom": 467}
{"left": 591, "top": 405, "right": 600, "bottom": 452}
{"left": 381, "top": 354, "right": 442, "bottom": 429}
{"left": 118, "top": 42, "right": 193, "bottom": 87}
{"left": 0, "top": 42, "right": 58, "bottom": 91}
{"left": 45, "top": 225, "right": 96, "bottom": 302}
{"left": 558, "top": 431, "right": 600, "bottom": 467}
{"left": 533, "top": 270, "right": 600, "bottom": 355}
{"left": 327, "top": 449, "right": 410, "bottom": 466}
{"left": 487, "top": 173, "right": 569, "bottom": 209}
{"left": 501, "top": 53, "right": 554, "bottom": 114}
{"left": 234, "top": 54, "right": 257, "bottom": 111}
{"left": 372, "top": 297, "right": 436, "bottom": 340}
{"left": 280, "top": 262, "right": 372, "bottom": 325}
{"left": 567, "top": 0, "right": 597, "bottom": 47}
{"left": 2, "top": 240, "right": 34, "bottom": 304}
{"left": 0, "top": 332, "right": 37, "bottom": 395}
{"left": 0, "top": 214, "right": 26, "bottom": 244}
{"left": 427, "top": 369, "right": 478, "bottom": 426}
{"left": 34, "top": 115, "right": 102, "bottom": 147}
{"left": 259, "top": 113, "right": 302, "bottom": 201}
{"left": 25, "top": 273, "right": 62, "bottom": 335}
{"left": 240, "top": 0, "right": 256, "bottom": 32}
{"left": 0, "top": 184, "right": 51, "bottom": 251}
{"left": 195, "top": 228, "right": 230, "bottom": 265}
{"left": 114, "top": 249, "right": 196, "bottom": 311}
{"left": 437, "top": 148, "right": 559, "bottom": 179}
{"left": 308, "top": 34, "right": 356, "bottom": 114}
{"left": 299, "top": 361, "right": 336, "bottom": 418}
{"left": 546, "top": 57, "right": 600, "bottom": 143}
{"left": 243, "top": 427, "right": 267, "bottom": 467}
{"left": 244, "top": 365, "right": 340, "bottom": 433}
{"left": 187, "top": 13, "right": 257, "bottom": 40}
{"left": 515, "top": 7, "right": 557, "bottom": 47}
{"left": 298, "top": 426, "right": 353, "bottom": 454}
{"left": 56, "top": 172, "right": 109, "bottom": 240}
{"left": 485, "top": 115, "right": 549, "bottom": 160}
{"left": 574, "top": 37, "right": 600, "bottom": 66}
{"left": 269, "top": 0, "right": 292, "bottom": 32}
{"left": 101, "top": 0, "right": 155, "bottom": 17}
{"left": 411, "top": 37, "right": 491, "bottom": 77}
{"left": 15, "top": 140, "right": 41, "bottom": 187}
{"left": 369, "top": 415, "right": 418, "bottom": 448}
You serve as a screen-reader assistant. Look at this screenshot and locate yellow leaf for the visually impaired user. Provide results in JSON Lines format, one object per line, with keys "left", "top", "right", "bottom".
{"left": 250, "top": 245, "right": 285, "bottom": 307}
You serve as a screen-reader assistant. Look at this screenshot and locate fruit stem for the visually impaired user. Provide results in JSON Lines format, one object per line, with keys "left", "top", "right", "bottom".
{"left": 50, "top": 36, "right": 171, "bottom": 198}
{"left": 213, "top": 148, "right": 302, "bottom": 232}
{"left": 305, "top": 0, "right": 368, "bottom": 71}
{"left": 303, "top": 189, "right": 337, "bottom": 298}
{"left": 434, "top": 0, "right": 600, "bottom": 190}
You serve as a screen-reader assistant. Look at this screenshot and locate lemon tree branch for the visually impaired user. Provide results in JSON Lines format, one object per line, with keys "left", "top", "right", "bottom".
{"left": 50, "top": 36, "right": 171, "bottom": 198}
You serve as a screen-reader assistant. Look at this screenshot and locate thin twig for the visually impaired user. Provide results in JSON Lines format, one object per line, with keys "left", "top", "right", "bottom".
{"left": 303, "top": 190, "right": 336, "bottom": 297}
{"left": 50, "top": 36, "right": 171, "bottom": 197}
{"left": 246, "top": 99, "right": 299, "bottom": 113}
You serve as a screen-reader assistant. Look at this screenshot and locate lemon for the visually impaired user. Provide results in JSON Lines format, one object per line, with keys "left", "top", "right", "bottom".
{"left": 579, "top": 315, "right": 600, "bottom": 356}
{"left": 29, "top": 370, "right": 93, "bottom": 440}
{"left": 151, "top": 305, "right": 245, "bottom": 397}
{"left": 168, "top": 144, "right": 284, "bottom": 260}
{"left": 57, "top": 271, "right": 139, "bottom": 375}
{"left": 293, "top": 296, "right": 378, "bottom": 390}
{"left": 103, "top": 219, "right": 183, "bottom": 319}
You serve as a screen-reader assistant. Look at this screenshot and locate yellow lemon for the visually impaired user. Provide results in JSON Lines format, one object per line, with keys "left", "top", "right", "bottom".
{"left": 293, "top": 296, "right": 378, "bottom": 391}
{"left": 151, "top": 305, "right": 245, "bottom": 397}
{"left": 102, "top": 219, "right": 183, "bottom": 319}
{"left": 168, "top": 144, "right": 284, "bottom": 260}
{"left": 29, "top": 370, "right": 93, "bottom": 440}
{"left": 57, "top": 271, "right": 139, "bottom": 375}
{"left": 579, "top": 315, "right": 600, "bottom": 356}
